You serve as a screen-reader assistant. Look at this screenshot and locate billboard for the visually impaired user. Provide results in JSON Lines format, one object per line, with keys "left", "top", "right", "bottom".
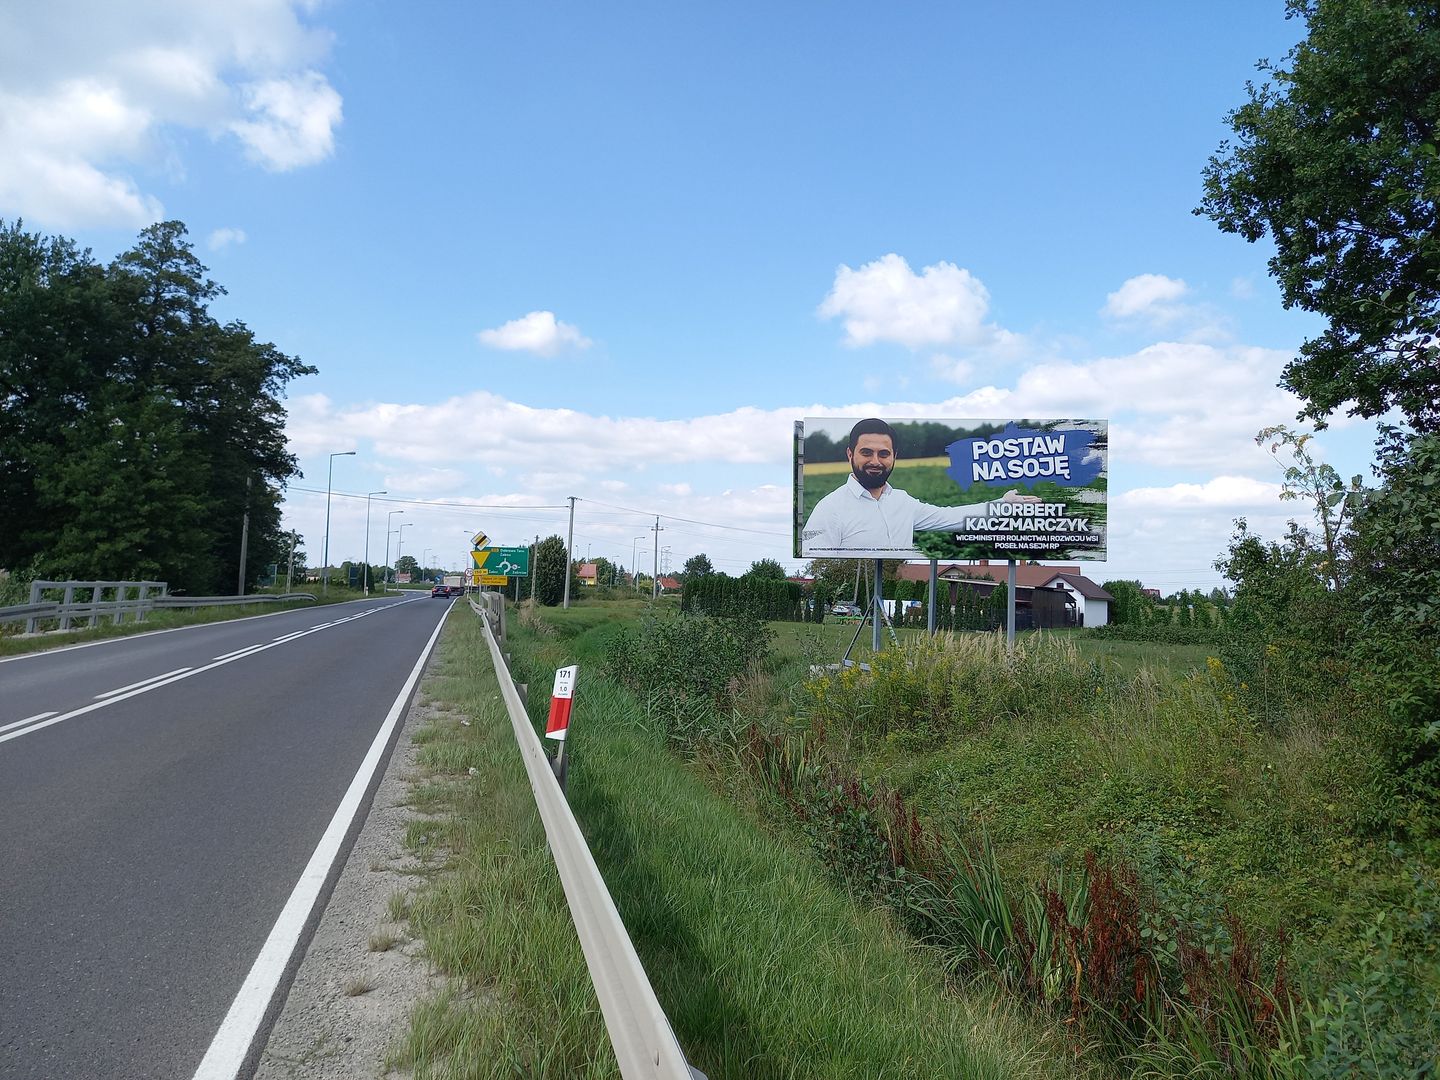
{"left": 794, "top": 417, "right": 1108, "bottom": 562}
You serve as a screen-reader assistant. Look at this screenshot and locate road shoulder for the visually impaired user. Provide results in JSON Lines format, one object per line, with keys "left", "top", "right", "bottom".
{"left": 252, "top": 679, "right": 446, "bottom": 1079}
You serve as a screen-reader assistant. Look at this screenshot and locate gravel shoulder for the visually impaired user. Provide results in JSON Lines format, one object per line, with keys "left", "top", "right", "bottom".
{"left": 252, "top": 683, "right": 449, "bottom": 1080}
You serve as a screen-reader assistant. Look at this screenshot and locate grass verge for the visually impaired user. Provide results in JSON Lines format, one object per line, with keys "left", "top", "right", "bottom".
{"left": 505, "top": 603, "right": 1089, "bottom": 1079}
{"left": 393, "top": 602, "right": 1088, "bottom": 1079}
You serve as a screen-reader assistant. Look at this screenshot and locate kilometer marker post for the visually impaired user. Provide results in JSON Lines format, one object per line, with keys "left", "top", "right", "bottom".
{"left": 545, "top": 664, "right": 578, "bottom": 791}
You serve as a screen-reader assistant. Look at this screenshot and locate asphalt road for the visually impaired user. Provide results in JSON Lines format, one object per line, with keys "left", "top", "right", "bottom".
{"left": 0, "top": 593, "right": 453, "bottom": 1080}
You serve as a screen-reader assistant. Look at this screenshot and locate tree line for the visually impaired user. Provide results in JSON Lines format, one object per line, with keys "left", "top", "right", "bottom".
{"left": 1196, "top": 0, "right": 1440, "bottom": 825}
{"left": 0, "top": 219, "right": 311, "bottom": 596}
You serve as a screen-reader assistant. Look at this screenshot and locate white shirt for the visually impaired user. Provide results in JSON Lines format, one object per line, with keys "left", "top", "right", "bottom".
{"left": 801, "top": 474, "right": 994, "bottom": 557}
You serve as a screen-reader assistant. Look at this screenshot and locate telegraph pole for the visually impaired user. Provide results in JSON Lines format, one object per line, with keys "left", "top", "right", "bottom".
{"left": 236, "top": 475, "right": 251, "bottom": 596}
{"left": 651, "top": 517, "right": 664, "bottom": 599}
{"left": 562, "top": 497, "right": 576, "bottom": 609}
{"left": 285, "top": 530, "right": 298, "bottom": 593}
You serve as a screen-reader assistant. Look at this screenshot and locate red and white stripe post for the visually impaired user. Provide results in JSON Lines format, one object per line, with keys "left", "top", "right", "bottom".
{"left": 546, "top": 664, "right": 578, "bottom": 788}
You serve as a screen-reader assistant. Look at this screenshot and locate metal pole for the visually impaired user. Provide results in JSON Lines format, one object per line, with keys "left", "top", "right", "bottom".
{"left": 384, "top": 510, "right": 403, "bottom": 591}
{"left": 286, "top": 530, "right": 297, "bottom": 593}
{"left": 322, "top": 450, "right": 355, "bottom": 595}
{"left": 927, "top": 558, "right": 937, "bottom": 635}
{"left": 562, "top": 496, "right": 576, "bottom": 609}
{"left": 633, "top": 536, "right": 645, "bottom": 592}
{"left": 1006, "top": 558, "right": 1017, "bottom": 652}
{"left": 363, "top": 490, "right": 386, "bottom": 596}
{"left": 872, "top": 559, "right": 883, "bottom": 653}
{"left": 237, "top": 475, "right": 251, "bottom": 596}
{"left": 397, "top": 523, "right": 412, "bottom": 585}
{"left": 651, "top": 517, "right": 663, "bottom": 599}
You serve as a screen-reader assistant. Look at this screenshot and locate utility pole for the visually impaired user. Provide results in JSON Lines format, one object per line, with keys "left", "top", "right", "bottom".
{"left": 363, "top": 490, "right": 386, "bottom": 596}
{"left": 236, "top": 475, "right": 251, "bottom": 596}
{"left": 651, "top": 517, "right": 664, "bottom": 599}
{"left": 285, "top": 530, "right": 298, "bottom": 593}
{"left": 562, "top": 496, "right": 576, "bottom": 609}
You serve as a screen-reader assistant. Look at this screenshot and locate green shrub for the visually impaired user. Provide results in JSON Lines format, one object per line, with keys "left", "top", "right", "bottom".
{"left": 606, "top": 608, "right": 774, "bottom": 740}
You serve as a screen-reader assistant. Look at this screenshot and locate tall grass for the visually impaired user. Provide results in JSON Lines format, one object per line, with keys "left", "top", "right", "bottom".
{"left": 502, "top": 605, "right": 1090, "bottom": 1080}
{"left": 391, "top": 608, "right": 619, "bottom": 1078}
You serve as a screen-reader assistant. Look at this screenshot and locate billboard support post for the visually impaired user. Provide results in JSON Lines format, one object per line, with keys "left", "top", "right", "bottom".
{"left": 1006, "top": 559, "right": 1017, "bottom": 652}
{"left": 927, "top": 558, "right": 937, "bottom": 636}
{"left": 872, "top": 559, "right": 883, "bottom": 654}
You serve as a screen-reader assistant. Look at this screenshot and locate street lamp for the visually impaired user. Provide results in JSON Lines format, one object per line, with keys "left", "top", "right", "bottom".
{"left": 384, "top": 511, "right": 404, "bottom": 590}
{"left": 633, "top": 535, "right": 646, "bottom": 592}
{"left": 363, "top": 490, "right": 387, "bottom": 597}
{"left": 322, "top": 450, "right": 357, "bottom": 595}
{"left": 397, "top": 522, "right": 413, "bottom": 585}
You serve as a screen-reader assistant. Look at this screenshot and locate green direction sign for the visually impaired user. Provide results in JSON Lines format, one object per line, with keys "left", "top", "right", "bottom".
{"left": 470, "top": 546, "right": 530, "bottom": 576}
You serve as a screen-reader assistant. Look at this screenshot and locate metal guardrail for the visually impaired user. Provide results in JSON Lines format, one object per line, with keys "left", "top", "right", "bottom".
{"left": 470, "top": 594, "right": 704, "bottom": 1080}
{"left": 0, "top": 580, "right": 317, "bottom": 634}
{"left": 152, "top": 593, "right": 317, "bottom": 609}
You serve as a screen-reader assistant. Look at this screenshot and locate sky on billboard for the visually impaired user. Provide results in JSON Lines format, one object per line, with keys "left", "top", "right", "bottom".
{"left": 0, "top": 2, "right": 1387, "bottom": 589}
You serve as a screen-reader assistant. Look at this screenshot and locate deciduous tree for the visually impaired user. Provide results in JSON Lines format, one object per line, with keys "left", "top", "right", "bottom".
{"left": 1198, "top": 0, "right": 1440, "bottom": 432}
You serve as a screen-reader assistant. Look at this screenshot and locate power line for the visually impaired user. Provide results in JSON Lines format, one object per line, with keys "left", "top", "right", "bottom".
{"left": 577, "top": 496, "right": 790, "bottom": 538}
{"left": 288, "top": 486, "right": 568, "bottom": 512}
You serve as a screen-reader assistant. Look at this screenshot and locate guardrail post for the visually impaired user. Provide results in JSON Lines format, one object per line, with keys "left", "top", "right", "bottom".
{"left": 26, "top": 581, "right": 44, "bottom": 634}
{"left": 137, "top": 583, "right": 150, "bottom": 622}
{"left": 60, "top": 583, "right": 77, "bottom": 631}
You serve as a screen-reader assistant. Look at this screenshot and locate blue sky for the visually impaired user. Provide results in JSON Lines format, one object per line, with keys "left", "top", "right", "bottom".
{"left": 1, "top": 2, "right": 1379, "bottom": 588}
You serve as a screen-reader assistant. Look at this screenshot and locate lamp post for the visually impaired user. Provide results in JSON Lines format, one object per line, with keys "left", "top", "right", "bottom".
{"left": 363, "top": 490, "right": 386, "bottom": 596}
{"left": 322, "top": 450, "right": 356, "bottom": 595}
{"left": 384, "top": 510, "right": 404, "bottom": 591}
{"left": 397, "top": 522, "right": 413, "bottom": 586}
{"left": 633, "top": 535, "right": 646, "bottom": 592}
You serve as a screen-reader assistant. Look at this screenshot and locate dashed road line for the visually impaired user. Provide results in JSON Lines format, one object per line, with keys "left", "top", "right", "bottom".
{"left": 0, "top": 712, "right": 56, "bottom": 736}
{"left": 1, "top": 600, "right": 430, "bottom": 748}
{"left": 94, "top": 668, "right": 191, "bottom": 700}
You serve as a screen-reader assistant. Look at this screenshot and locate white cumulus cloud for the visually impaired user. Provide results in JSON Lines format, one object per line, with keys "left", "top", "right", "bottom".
{"left": 818, "top": 253, "right": 1012, "bottom": 350}
{"left": 1114, "top": 476, "right": 1283, "bottom": 512}
{"left": 477, "top": 311, "right": 593, "bottom": 357}
{"left": 1103, "top": 273, "right": 1190, "bottom": 322}
{"left": 207, "top": 226, "right": 247, "bottom": 250}
{"left": 230, "top": 71, "right": 342, "bottom": 171}
{"left": 0, "top": 0, "right": 341, "bottom": 228}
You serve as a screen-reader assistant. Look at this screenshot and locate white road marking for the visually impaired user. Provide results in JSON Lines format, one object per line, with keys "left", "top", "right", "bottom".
{"left": 0, "top": 600, "right": 423, "bottom": 747}
{"left": 213, "top": 645, "right": 264, "bottom": 661}
{"left": 94, "top": 668, "right": 191, "bottom": 699}
{"left": 0, "top": 598, "right": 387, "bottom": 666}
{"left": 0, "top": 711, "right": 56, "bottom": 736}
{"left": 190, "top": 606, "right": 449, "bottom": 1080}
